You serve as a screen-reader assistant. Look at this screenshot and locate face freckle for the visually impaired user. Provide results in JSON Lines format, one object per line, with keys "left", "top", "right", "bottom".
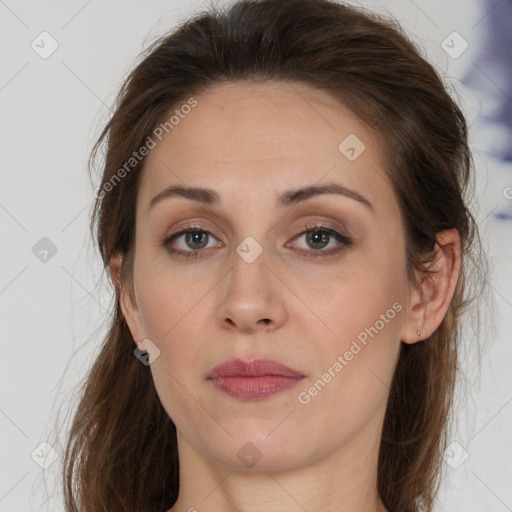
{"left": 121, "top": 80, "right": 411, "bottom": 474}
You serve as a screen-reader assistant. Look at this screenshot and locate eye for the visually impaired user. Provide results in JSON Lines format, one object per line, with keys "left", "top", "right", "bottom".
{"left": 161, "top": 223, "right": 353, "bottom": 259}
{"left": 288, "top": 224, "right": 352, "bottom": 258}
{"left": 162, "top": 226, "right": 222, "bottom": 258}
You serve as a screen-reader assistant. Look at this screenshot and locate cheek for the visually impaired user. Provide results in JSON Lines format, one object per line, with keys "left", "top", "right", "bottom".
{"left": 294, "top": 283, "right": 404, "bottom": 436}
{"left": 135, "top": 253, "right": 210, "bottom": 339}
{"left": 298, "top": 246, "right": 406, "bottom": 390}
{"left": 132, "top": 271, "right": 214, "bottom": 421}
{"left": 310, "top": 277, "right": 403, "bottom": 374}
{"left": 301, "top": 244, "right": 405, "bottom": 337}
{"left": 134, "top": 270, "right": 211, "bottom": 427}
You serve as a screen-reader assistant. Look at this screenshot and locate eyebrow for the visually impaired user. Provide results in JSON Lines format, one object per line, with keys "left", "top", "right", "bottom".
{"left": 148, "top": 181, "right": 374, "bottom": 213}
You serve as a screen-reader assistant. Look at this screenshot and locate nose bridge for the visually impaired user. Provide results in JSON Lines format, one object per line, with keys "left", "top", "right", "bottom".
{"left": 229, "top": 233, "right": 272, "bottom": 299}
{"left": 225, "top": 192, "right": 275, "bottom": 283}
{"left": 217, "top": 229, "right": 288, "bottom": 331}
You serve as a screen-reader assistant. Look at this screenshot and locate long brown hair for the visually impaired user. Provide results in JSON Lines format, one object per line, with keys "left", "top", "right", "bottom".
{"left": 56, "top": 0, "right": 489, "bottom": 510}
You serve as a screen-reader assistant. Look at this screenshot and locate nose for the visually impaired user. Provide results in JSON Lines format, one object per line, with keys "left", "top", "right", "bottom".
{"left": 216, "top": 243, "right": 287, "bottom": 333}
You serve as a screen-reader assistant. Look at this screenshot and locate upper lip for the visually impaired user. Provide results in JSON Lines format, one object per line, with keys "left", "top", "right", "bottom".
{"left": 207, "top": 358, "right": 305, "bottom": 379}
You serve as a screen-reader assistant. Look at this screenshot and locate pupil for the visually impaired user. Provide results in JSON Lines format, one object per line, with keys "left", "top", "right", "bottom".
{"left": 187, "top": 231, "right": 207, "bottom": 248}
{"left": 308, "top": 230, "right": 328, "bottom": 249}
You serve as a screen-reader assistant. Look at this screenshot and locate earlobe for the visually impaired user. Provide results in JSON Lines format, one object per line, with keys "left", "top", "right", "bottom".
{"left": 401, "top": 229, "right": 462, "bottom": 344}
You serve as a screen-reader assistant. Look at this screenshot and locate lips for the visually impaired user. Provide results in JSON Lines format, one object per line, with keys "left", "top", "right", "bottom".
{"left": 207, "top": 358, "right": 305, "bottom": 401}
{"left": 208, "top": 358, "right": 305, "bottom": 379}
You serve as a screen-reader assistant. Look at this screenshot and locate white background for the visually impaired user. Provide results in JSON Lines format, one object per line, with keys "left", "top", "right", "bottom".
{"left": 0, "top": 0, "right": 511, "bottom": 510}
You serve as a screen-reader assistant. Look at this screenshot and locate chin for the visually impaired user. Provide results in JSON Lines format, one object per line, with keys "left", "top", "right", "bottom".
{"left": 201, "top": 429, "right": 319, "bottom": 472}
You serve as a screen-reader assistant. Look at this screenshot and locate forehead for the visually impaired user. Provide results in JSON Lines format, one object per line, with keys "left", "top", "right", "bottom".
{"left": 137, "top": 80, "right": 393, "bottom": 214}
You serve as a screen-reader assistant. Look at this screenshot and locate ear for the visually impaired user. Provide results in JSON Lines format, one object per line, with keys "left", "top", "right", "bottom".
{"left": 109, "top": 252, "right": 123, "bottom": 290}
{"left": 109, "top": 252, "right": 146, "bottom": 347}
{"left": 400, "top": 228, "right": 462, "bottom": 343}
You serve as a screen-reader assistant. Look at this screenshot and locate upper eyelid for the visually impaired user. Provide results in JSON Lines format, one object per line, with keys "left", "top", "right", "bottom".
{"left": 166, "top": 221, "right": 346, "bottom": 236}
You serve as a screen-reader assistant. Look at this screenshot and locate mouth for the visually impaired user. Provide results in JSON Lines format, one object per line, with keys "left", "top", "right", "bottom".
{"left": 206, "top": 358, "right": 306, "bottom": 401}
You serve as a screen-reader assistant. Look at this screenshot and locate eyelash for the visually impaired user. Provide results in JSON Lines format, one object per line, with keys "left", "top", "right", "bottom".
{"left": 161, "top": 223, "right": 353, "bottom": 260}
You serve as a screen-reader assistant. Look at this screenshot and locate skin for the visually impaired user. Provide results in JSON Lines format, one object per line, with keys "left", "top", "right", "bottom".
{"left": 114, "top": 81, "right": 461, "bottom": 512}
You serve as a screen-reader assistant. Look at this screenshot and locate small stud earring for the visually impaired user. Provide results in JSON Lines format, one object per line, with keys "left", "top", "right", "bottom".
{"left": 417, "top": 330, "right": 421, "bottom": 337}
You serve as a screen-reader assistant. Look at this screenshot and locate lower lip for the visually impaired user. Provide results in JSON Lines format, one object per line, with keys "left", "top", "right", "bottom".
{"left": 209, "top": 375, "right": 304, "bottom": 401}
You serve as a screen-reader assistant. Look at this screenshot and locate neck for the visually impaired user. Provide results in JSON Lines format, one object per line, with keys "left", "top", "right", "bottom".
{"left": 168, "top": 425, "right": 388, "bottom": 512}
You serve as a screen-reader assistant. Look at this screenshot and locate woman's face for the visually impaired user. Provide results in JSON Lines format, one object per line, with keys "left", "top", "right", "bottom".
{"left": 122, "top": 81, "right": 417, "bottom": 471}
